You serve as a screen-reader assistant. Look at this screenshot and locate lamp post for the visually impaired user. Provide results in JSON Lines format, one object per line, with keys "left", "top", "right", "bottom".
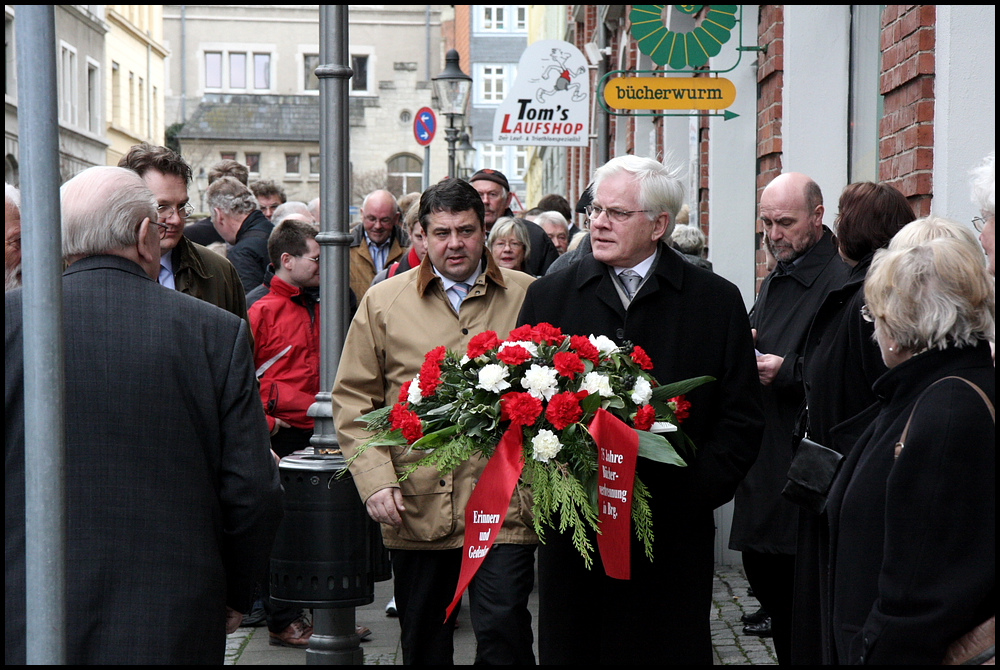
{"left": 431, "top": 49, "right": 472, "bottom": 178}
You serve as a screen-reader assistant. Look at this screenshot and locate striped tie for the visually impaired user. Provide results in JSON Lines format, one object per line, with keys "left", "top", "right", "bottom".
{"left": 448, "top": 282, "right": 471, "bottom": 312}
{"left": 620, "top": 270, "right": 641, "bottom": 298}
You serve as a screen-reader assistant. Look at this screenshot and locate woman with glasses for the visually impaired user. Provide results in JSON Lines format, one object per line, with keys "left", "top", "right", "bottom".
{"left": 487, "top": 216, "right": 531, "bottom": 274}
{"left": 825, "top": 235, "right": 994, "bottom": 664}
{"left": 790, "top": 182, "right": 915, "bottom": 664}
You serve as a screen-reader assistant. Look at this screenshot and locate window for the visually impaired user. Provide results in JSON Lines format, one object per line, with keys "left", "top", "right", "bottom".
{"left": 482, "top": 6, "right": 506, "bottom": 31}
{"left": 111, "top": 61, "right": 121, "bottom": 124}
{"left": 351, "top": 54, "right": 369, "bottom": 93}
{"left": 476, "top": 143, "right": 527, "bottom": 182}
{"left": 138, "top": 76, "right": 145, "bottom": 134}
{"left": 479, "top": 143, "right": 505, "bottom": 172}
{"left": 229, "top": 52, "right": 246, "bottom": 89}
{"left": 254, "top": 53, "right": 270, "bottom": 90}
{"left": 59, "top": 42, "right": 78, "bottom": 125}
{"left": 309, "top": 154, "right": 321, "bottom": 176}
{"left": 5, "top": 17, "right": 14, "bottom": 98}
{"left": 477, "top": 5, "right": 527, "bottom": 33}
{"left": 220, "top": 151, "right": 237, "bottom": 161}
{"left": 86, "top": 61, "right": 99, "bottom": 133}
{"left": 285, "top": 153, "right": 301, "bottom": 175}
{"left": 476, "top": 64, "right": 514, "bottom": 105}
{"left": 304, "top": 54, "right": 319, "bottom": 91}
{"left": 128, "top": 71, "right": 135, "bottom": 130}
{"left": 205, "top": 51, "right": 222, "bottom": 89}
{"left": 387, "top": 154, "right": 423, "bottom": 197}
{"left": 245, "top": 153, "right": 260, "bottom": 174}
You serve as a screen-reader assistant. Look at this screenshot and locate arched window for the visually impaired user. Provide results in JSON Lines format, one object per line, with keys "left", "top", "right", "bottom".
{"left": 386, "top": 153, "right": 422, "bottom": 197}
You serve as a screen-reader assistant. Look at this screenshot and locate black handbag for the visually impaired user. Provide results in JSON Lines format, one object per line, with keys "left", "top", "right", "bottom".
{"left": 781, "top": 436, "right": 844, "bottom": 514}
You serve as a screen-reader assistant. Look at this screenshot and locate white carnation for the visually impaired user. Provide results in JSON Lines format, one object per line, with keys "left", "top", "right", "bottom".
{"left": 460, "top": 355, "right": 470, "bottom": 366}
{"left": 531, "top": 429, "right": 563, "bottom": 463}
{"left": 589, "top": 334, "right": 619, "bottom": 356}
{"left": 477, "top": 364, "right": 511, "bottom": 394}
{"left": 631, "top": 377, "right": 653, "bottom": 405}
{"left": 520, "top": 364, "right": 559, "bottom": 401}
{"left": 499, "top": 340, "right": 539, "bottom": 357}
{"left": 581, "top": 371, "right": 614, "bottom": 398}
{"left": 407, "top": 375, "right": 423, "bottom": 405}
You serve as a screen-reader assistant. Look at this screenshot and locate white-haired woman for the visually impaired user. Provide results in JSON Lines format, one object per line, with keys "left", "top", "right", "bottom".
{"left": 487, "top": 216, "right": 531, "bottom": 273}
{"left": 825, "top": 235, "right": 995, "bottom": 664}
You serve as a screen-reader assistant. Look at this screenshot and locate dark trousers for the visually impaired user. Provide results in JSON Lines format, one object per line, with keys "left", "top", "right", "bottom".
{"left": 392, "top": 544, "right": 536, "bottom": 665}
{"left": 742, "top": 549, "right": 795, "bottom": 664}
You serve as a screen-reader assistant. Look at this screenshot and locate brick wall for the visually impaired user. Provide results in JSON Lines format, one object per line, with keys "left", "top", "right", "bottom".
{"left": 879, "top": 5, "right": 935, "bottom": 217}
{"left": 755, "top": 5, "right": 784, "bottom": 285}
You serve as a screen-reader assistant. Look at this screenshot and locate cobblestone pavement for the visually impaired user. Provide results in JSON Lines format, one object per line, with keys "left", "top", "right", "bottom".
{"left": 227, "top": 564, "right": 776, "bottom": 665}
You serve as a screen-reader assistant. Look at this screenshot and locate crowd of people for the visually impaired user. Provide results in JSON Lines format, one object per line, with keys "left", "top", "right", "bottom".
{"left": 4, "top": 143, "right": 994, "bottom": 665}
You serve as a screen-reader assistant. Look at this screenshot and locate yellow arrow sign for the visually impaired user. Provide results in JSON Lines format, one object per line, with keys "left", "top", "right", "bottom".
{"left": 604, "top": 77, "right": 736, "bottom": 111}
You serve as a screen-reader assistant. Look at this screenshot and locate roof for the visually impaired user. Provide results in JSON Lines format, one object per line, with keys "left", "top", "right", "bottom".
{"left": 176, "top": 94, "right": 320, "bottom": 142}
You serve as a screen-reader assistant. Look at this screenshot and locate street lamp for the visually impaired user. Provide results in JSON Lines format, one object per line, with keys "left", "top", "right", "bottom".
{"left": 431, "top": 49, "right": 472, "bottom": 178}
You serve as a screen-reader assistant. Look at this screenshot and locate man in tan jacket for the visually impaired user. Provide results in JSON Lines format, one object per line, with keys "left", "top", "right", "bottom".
{"left": 333, "top": 178, "right": 537, "bottom": 665}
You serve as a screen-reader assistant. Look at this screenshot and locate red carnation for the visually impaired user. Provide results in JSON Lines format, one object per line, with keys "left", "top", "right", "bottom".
{"left": 669, "top": 395, "right": 691, "bottom": 423}
{"left": 532, "top": 322, "right": 565, "bottom": 344}
{"left": 633, "top": 404, "right": 656, "bottom": 431}
{"left": 500, "top": 392, "right": 543, "bottom": 427}
{"left": 553, "top": 351, "right": 585, "bottom": 379}
{"left": 390, "top": 403, "right": 424, "bottom": 443}
{"left": 507, "top": 324, "right": 535, "bottom": 342}
{"left": 630, "top": 345, "right": 654, "bottom": 370}
{"left": 418, "top": 346, "right": 447, "bottom": 397}
{"left": 497, "top": 344, "right": 533, "bottom": 366}
{"left": 398, "top": 381, "right": 412, "bottom": 404}
{"left": 570, "top": 335, "right": 600, "bottom": 364}
{"left": 545, "top": 391, "right": 583, "bottom": 430}
{"left": 467, "top": 330, "right": 500, "bottom": 358}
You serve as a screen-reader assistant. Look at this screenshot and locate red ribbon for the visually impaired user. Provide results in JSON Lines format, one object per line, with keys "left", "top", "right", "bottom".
{"left": 590, "top": 407, "right": 639, "bottom": 580}
{"left": 444, "top": 424, "right": 525, "bottom": 621}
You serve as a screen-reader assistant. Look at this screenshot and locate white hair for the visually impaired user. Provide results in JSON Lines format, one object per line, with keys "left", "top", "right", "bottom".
{"left": 534, "top": 210, "right": 569, "bottom": 230}
{"left": 671, "top": 223, "right": 707, "bottom": 255}
{"left": 889, "top": 215, "right": 981, "bottom": 251}
{"left": 61, "top": 166, "right": 157, "bottom": 258}
{"left": 592, "top": 155, "right": 685, "bottom": 239}
{"left": 969, "top": 151, "right": 995, "bottom": 217}
{"left": 271, "top": 201, "right": 314, "bottom": 227}
{"left": 205, "top": 176, "right": 258, "bottom": 216}
{"left": 5, "top": 182, "right": 20, "bottom": 209}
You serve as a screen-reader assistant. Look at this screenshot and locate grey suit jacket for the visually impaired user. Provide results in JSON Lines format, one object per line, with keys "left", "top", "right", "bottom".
{"left": 5, "top": 254, "right": 283, "bottom": 664}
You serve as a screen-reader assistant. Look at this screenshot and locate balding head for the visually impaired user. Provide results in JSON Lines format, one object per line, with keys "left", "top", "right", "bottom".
{"left": 759, "top": 172, "right": 825, "bottom": 263}
{"left": 61, "top": 166, "right": 160, "bottom": 277}
{"left": 360, "top": 189, "right": 400, "bottom": 245}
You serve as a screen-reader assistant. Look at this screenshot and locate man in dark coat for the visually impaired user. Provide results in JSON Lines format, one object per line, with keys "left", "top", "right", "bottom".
{"left": 4, "top": 166, "right": 283, "bottom": 664}
{"left": 469, "top": 168, "right": 559, "bottom": 276}
{"left": 728, "top": 172, "right": 849, "bottom": 663}
{"left": 517, "top": 155, "right": 764, "bottom": 664}
{"left": 206, "top": 176, "right": 274, "bottom": 294}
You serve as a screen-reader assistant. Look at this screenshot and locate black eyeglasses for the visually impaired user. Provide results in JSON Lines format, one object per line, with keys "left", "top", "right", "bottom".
{"left": 972, "top": 216, "right": 988, "bottom": 232}
{"left": 149, "top": 220, "right": 170, "bottom": 239}
{"left": 584, "top": 204, "right": 653, "bottom": 224}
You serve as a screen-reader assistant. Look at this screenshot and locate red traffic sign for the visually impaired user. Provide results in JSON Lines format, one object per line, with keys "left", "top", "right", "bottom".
{"left": 414, "top": 107, "right": 437, "bottom": 146}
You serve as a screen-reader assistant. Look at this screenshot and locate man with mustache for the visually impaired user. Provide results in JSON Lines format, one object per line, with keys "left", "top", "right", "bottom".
{"left": 729, "top": 171, "right": 849, "bottom": 663}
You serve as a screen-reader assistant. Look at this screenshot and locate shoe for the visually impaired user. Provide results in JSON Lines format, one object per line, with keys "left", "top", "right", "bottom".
{"left": 385, "top": 596, "right": 397, "bottom": 617}
{"left": 240, "top": 600, "right": 267, "bottom": 628}
{"left": 269, "top": 616, "right": 313, "bottom": 648}
{"left": 741, "top": 606, "right": 769, "bottom": 625}
{"left": 743, "top": 617, "right": 773, "bottom": 638}
{"left": 357, "top": 625, "right": 372, "bottom": 641}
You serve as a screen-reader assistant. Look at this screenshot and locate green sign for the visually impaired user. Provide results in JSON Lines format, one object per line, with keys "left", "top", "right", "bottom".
{"left": 630, "top": 5, "right": 738, "bottom": 69}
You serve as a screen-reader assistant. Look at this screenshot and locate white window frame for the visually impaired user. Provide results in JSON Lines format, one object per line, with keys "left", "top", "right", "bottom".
{"left": 201, "top": 43, "right": 276, "bottom": 94}
{"left": 475, "top": 5, "right": 528, "bottom": 34}
{"left": 475, "top": 63, "right": 515, "bottom": 105}
{"left": 349, "top": 46, "right": 375, "bottom": 97}
{"left": 85, "top": 56, "right": 101, "bottom": 134}
{"left": 298, "top": 45, "right": 321, "bottom": 95}
{"left": 475, "top": 142, "right": 528, "bottom": 183}
{"left": 59, "top": 40, "right": 79, "bottom": 126}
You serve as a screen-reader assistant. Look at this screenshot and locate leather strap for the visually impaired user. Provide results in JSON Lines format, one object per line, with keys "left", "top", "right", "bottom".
{"left": 895, "top": 375, "right": 995, "bottom": 459}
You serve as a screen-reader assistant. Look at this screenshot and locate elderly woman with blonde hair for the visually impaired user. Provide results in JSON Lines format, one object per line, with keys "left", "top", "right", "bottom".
{"left": 825, "top": 235, "right": 995, "bottom": 664}
{"left": 487, "top": 216, "right": 531, "bottom": 273}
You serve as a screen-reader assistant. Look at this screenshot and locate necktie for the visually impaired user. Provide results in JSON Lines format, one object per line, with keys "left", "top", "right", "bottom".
{"left": 620, "top": 270, "right": 641, "bottom": 299}
{"left": 448, "top": 282, "right": 471, "bottom": 312}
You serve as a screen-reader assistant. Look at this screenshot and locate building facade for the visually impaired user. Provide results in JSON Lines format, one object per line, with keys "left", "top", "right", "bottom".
{"left": 164, "top": 4, "right": 449, "bottom": 212}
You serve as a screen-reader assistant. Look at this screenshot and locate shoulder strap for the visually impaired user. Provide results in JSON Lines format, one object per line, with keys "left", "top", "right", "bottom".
{"left": 895, "top": 376, "right": 995, "bottom": 459}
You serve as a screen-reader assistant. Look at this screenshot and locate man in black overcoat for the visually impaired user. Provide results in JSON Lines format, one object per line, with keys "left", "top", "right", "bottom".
{"left": 517, "top": 155, "right": 764, "bottom": 664}
{"left": 728, "top": 172, "right": 849, "bottom": 663}
{"left": 5, "top": 166, "right": 283, "bottom": 664}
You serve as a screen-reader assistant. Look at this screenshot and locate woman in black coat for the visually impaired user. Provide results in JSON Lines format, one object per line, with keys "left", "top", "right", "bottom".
{"left": 825, "top": 235, "right": 995, "bottom": 664}
{"left": 790, "top": 182, "right": 915, "bottom": 663}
